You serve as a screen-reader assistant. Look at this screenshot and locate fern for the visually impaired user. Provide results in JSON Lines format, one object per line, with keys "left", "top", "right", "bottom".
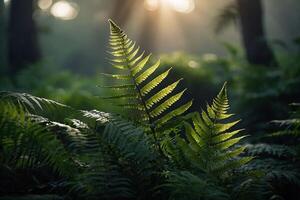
{"left": 0, "top": 195, "right": 64, "bottom": 200}
{"left": 0, "top": 102, "right": 74, "bottom": 176}
{"left": 242, "top": 103, "right": 300, "bottom": 199}
{"left": 103, "top": 20, "right": 192, "bottom": 143}
{"left": 0, "top": 91, "right": 79, "bottom": 123}
{"left": 245, "top": 143, "right": 297, "bottom": 158}
{"left": 0, "top": 102, "right": 77, "bottom": 197}
{"left": 164, "top": 171, "right": 230, "bottom": 200}
{"left": 166, "top": 83, "right": 252, "bottom": 178}
{"left": 70, "top": 118, "right": 161, "bottom": 200}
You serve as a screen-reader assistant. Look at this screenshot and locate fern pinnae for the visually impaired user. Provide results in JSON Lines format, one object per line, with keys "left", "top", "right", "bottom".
{"left": 131, "top": 54, "right": 152, "bottom": 76}
{"left": 146, "top": 79, "right": 183, "bottom": 109}
{"left": 150, "top": 89, "right": 187, "bottom": 118}
{"left": 140, "top": 67, "right": 172, "bottom": 96}
{"left": 102, "top": 93, "right": 137, "bottom": 100}
{"left": 130, "top": 51, "right": 146, "bottom": 66}
{"left": 168, "top": 83, "right": 252, "bottom": 177}
{"left": 135, "top": 59, "right": 161, "bottom": 85}
{"left": 100, "top": 84, "right": 135, "bottom": 90}
{"left": 155, "top": 100, "right": 193, "bottom": 127}
{"left": 106, "top": 20, "right": 193, "bottom": 157}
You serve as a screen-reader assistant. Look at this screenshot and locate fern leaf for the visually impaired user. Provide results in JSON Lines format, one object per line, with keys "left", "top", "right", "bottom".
{"left": 146, "top": 79, "right": 182, "bottom": 109}
{"left": 155, "top": 101, "right": 193, "bottom": 126}
{"left": 135, "top": 60, "right": 160, "bottom": 85}
{"left": 130, "top": 51, "right": 145, "bottom": 66}
{"left": 168, "top": 83, "right": 251, "bottom": 178}
{"left": 139, "top": 67, "right": 172, "bottom": 97}
{"left": 150, "top": 89, "right": 186, "bottom": 118}
{"left": 102, "top": 93, "right": 137, "bottom": 100}
{"left": 100, "top": 84, "right": 135, "bottom": 90}
{"left": 105, "top": 20, "right": 192, "bottom": 148}
{"left": 131, "top": 54, "right": 152, "bottom": 76}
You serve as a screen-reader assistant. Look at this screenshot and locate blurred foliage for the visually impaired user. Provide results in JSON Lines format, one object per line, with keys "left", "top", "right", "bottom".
{"left": 158, "top": 41, "right": 300, "bottom": 132}
{"left": 1, "top": 39, "right": 299, "bottom": 132}
{"left": 0, "top": 64, "right": 119, "bottom": 113}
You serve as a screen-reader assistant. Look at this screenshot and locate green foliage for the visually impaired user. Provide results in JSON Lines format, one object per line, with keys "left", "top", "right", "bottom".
{"left": 0, "top": 195, "right": 63, "bottom": 200}
{"left": 164, "top": 171, "right": 230, "bottom": 200}
{"left": 0, "top": 101, "right": 75, "bottom": 195}
{"left": 104, "top": 20, "right": 192, "bottom": 132}
{"left": 166, "top": 83, "right": 252, "bottom": 178}
{"left": 243, "top": 104, "right": 300, "bottom": 199}
{"left": 70, "top": 118, "right": 160, "bottom": 200}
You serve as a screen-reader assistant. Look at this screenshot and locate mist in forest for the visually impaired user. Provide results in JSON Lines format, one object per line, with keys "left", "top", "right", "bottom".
{"left": 2, "top": 0, "right": 299, "bottom": 74}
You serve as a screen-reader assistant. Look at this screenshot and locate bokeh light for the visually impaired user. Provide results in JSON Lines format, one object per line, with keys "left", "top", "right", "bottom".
{"left": 4, "top": 0, "right": 10, "bottom": 5}
{"left": 188, "top": 60, "right": 199, "bottom": 68}
{"left": 38, "top": 0, "right": 53, "bottom": 10}
{"left": 167, "top": 0, "right": 195, "bottom": 13}
{"left": 144, "top": 0, "right": 160, "bottom": 11}
{"left": 50, "top": 1, "right": 79, "bottom": 20}
{"left": 144, "top": 0, "right": 195, "bottom": 13}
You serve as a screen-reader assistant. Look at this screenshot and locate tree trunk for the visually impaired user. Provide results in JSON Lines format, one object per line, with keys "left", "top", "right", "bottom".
{"left": 0, "top": 0, "right": 6, "bottom": 75}
{"left": 237, "top": 0, "right": 277, "bottom": 66}
{"left": 8, "top": 0, "right": 41, "bottom": 75}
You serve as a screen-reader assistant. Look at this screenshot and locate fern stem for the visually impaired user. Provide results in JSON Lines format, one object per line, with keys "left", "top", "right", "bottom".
{"left": 118, "top": 33, "right": 165, "bottom": 158}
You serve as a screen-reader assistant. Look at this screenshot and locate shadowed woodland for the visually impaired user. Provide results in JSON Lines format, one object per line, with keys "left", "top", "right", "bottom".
{"left": 0, "top": 0, "right": 300, "bottom": 199}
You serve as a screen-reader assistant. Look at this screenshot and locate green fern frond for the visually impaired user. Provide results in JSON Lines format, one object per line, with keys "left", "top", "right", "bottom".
{"left": 71, "top": 117, "right": 160, "bottom": 199}
{"left": 155, "top": 100, "right": 193, "bottom": 127}
{"left": 245, "top": 143, "right": 297, "bottom": 158}
{"left": 0, "top": 91, "right": 84, "bottom": 126}
{"left": 167, "top": 83, "right": 252, "bottom": 178}
{"left": 0, "top": 102, "right": 74, "bottom": 177}
{"left": 103, "top": 19, "right": 192, "bottom": 146}
{"left": 164, "top": 171, "right": 230, "bottom": 200}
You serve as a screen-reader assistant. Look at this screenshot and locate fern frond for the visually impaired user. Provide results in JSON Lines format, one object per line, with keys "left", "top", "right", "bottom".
{"left": 100, "top": 84, "right": 135, "bottom": 90}
{"left": 164, "top": 171, "right": 230, "bottom": 200}
{"left": 104, "top": 19, "right": 192, "bottom": 146}
{"left": 150, "top": 89, "right": 186, "bottom": 118}
{"left": 146, "top": 79, "right": 182, "bottom": 109}
{"left": 131, "top": 54, "right": 152, "bottom": 76}
{"left": 0, "top": 91, "right": 78, "bottom": 123}
{"left": 155, "top": 100, "right": 193, "bottom": 126}
{"left": 168, "top": 83, "right": 252, "bottom": 178}
{"left": 135, "top": 59, "right": 160, "bottom": 84}
{"left": 0, "top": 102, "right": 74, "bottom": 177}
{"left": 71, "top": 117, "right": 160, "bottom": 199}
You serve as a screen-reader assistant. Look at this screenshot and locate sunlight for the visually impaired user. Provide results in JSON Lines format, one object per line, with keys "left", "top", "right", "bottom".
{"left": 50, "top": 1, "right": 79, "bottom": 20}
{"left": 4, "top": 0, "right": 10, "bottom": 5}
{"left": 144, "top": 0, "right": 195, "bottom": 13}
{"left": 144, "top": 0, "right": 159, "bottom": 11}
{"left": 167, "top": 0, "right": 195, "bottom": 13}
{"left": 38, "top": 0, "right": 53, "bottom": 10}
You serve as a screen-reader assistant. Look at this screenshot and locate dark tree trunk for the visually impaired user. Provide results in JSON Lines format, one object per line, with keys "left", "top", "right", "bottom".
{"left": 8, "top": 0, "right": 41, "bottom": 75}
{"left": 0, "top": 0, "right": 6, "bottom": 75}
{"left": 237, "top": 0, "right": 277, "bottom": 66}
